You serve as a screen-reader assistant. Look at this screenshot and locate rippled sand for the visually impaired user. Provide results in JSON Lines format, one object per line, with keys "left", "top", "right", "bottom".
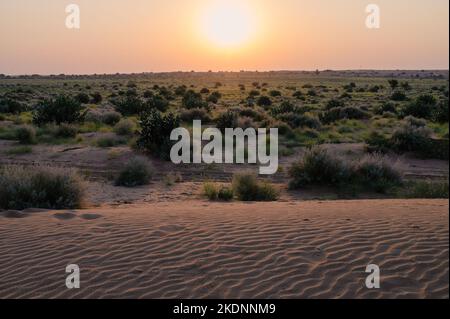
{"left": 0, "top": 199, "right": 448, "bottom": 299}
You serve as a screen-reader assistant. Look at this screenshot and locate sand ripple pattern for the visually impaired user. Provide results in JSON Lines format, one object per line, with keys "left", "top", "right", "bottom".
{"left": 0, "top": 199, "right": 448, "bottom": 299}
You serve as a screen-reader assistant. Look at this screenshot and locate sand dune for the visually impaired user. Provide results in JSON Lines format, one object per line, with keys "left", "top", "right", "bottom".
{"left": 0, "top": 199, "right": 448, "bottom": 299}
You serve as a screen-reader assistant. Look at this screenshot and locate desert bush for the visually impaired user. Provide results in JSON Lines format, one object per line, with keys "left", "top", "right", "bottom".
{"left": 15, "top": 125, "right": 37, "bottom": 144}
{"left": 33, "top": 95, "right": 85, "bottom": 125}
{"left": 114, "top": 119, "right": 135, "bottom": 136}
{"left": 401, "top": 180, "right": 449, "bottom": 199}
{"left": 278, "top": 113, "right": 321, "bottom": 129}
{"left": 289, "top": 148, "right": 402, "bottom": 193}
{"left": 137, "top": 109, "right": 180, "bottom": 160}
{"left": 182, "top": 90, "right": 208, "bottom": 109}
{"left": 55, "top": 123, "right": 78, "bottom": 138}
{"left": 113, "top": 95, "right": 144, "bottom": 116}
{"left": 0, "top": 97, "right": 27, "bottom": 114}
{"left": 75, "top": 93, "right": 90, "bottom": 104}
{"left": 239, "top": 108, "right": 265, "bottom": 121}
{"left": 257, "top": 96, "right": 272, "bottom": 107}
{"left": 248, "top": 90, "right": 260, "bottom": 98}
{"left": 146, "top": 94, "right": 169, "bottom": 112}
{"left": 203, "top": 182, "right": 218, "bottom": 200}
{"left": 374, "top": 102, "right": 397, "bottom": 115}
{"left": 390, "top": 121, "right": 432, "bottom": 153}
{"left": 216, "top": 110, "right": 238, "bottom": 132}
{"left": 390, "top": 90, "right": 407, "bottom": 101}
{"left": 319, "top": 106, "right": 369, "bottom": 124}
{"left": 292, "top": 91, "right": 304, "bottom": 100}
{"left": 269, "top": 90, "right": 282, "bottom": 97}
{"left": 174, "top": 85, "right": 187, "bottom": 96}
{"left": 143, "top": 90, "right": 154, "bottom": 99}
{"left": 289, "top": 148, "right": 350, "bottom": 188}
{"left": 180, "top": 108, "right": 211, "bottom": 123}
{"left": 352, "top": 154, "right": 403, "bottom": 193}
{"left": 432, "top": 99, "right": 449, "bottom": 123}
{"left": 365, "top": 131, "right": 391, "bottom": 153}
{"left": 96, "top": 133, "right": 126, "bottom": 147}
{"left": 218, "top": 186, "right": 234, "bottom": 201}
{"left": 0, "top": 165, "right": 85, "bottom": 210}
{"left": 90, "top": 92, "right": 102, "bottom": 104}
{"left": 206, "top": 91, "right": 222, "bottom": 104}
{"left": 401, "top": 94, "right": 436, "bottom": 119}
{"left": 115, "top": 156, "right": 154, "bottom": 187}
{"left": 232, "top": 173, "right": 279, "bottom": 201}
{"left": 102, "top": 111, "right": 122, "bottom": 125}
{"left": 325, "top": 99, "right": 345, "bottom": 110}
{"left": 271, "top": 101, "right": 297, "bottom": 115}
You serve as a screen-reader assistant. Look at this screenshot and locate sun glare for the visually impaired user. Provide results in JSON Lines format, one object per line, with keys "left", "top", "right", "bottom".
{"left": 201, "top": 1, "right": 256, "bottom": 48}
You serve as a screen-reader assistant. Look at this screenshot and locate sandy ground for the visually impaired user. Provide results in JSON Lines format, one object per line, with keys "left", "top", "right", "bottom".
{"left": 0, "top": 199, "right": 448, "bottom": 299}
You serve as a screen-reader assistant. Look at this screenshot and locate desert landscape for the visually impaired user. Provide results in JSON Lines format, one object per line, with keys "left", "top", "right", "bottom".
{"left": 0, "top": 0, "right": 449, "bottom": 301}
{"left": 0, "top": 71, "right": 448, "bottom": 299}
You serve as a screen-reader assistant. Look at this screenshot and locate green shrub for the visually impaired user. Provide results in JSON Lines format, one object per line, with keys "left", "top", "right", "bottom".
{"left": 75, "top": 93, "right": 90, "bottom": 104}
{"left": 137, "top": 109, "right": 180, "bottom": 160}
{"left": 432, "top": 98, "right": 449, "bottom": 123}
{"left": 391, "top": 91, "right": 407, "bottom": 101}
{"left": 15, "top": 125, "right": 37, "bottom": 144}
{"left": 232, "top": 173, "right": 279, "bottom": 201}
{"left": 278, "top": 113, "right": 321, "bottom": 129}
{"left": 288, "top": 148, "right": 350, "bottom": 188}
{"left": 102, "top": 111, "right": 122, "bottom": 125}
{"left": 319, "top": 106, "right": 369, "bottom": 124}
{"left": 401, "top": 180, "right": 449, "bottom": 199}
{"left": 55, "top": 123, "right": 78, "bottom": 138}
{"left": 206, "top": 91, "right": 222, "bottom": 103}
{"left": 374, "top": 102, "right": 397, "bottom": 115}
{"left": 203, "top": 182, "right": 218, "bottom": 200}
{"left": 180, "top": 108, "right": 211, "bottom": 123}
{"left": 352, "top": 154, "right": 403, "bottom": 193}
{"left": 182, "top": 90, "right": 207, "bottom": 109}
{"left": 218, "top": 186, "right": 234, "bottom": 201}
{"left": 115, "top": 156, "right": 154, "bottom": 187}
{"left": 113, "top": 95, "right": 144, "bottom": 116}
{"left": 269, "top": 90, "right": 282, "bottom": 97}
{"left": 33, "top": 95, "right": 85, "bottom": 125}
{"left": 90, "top": 92, "right": 102, "bottom": 104}
{"left": 146, "top": 94, "right": 169, "bottom": 112}
{"left": 96, "top": 133, "right": 126, "bottom": 147}
{"left": 0, "top": 97, "right": 27, "bottom": 114}
{"left": 113, "top": 119, "right": 135, "bottom": 136}
{"left": 0, "top": 165, "right": 85, "bottom": 210}
{"left": 256, "top": 96, "right": 272, "bottom": 107}
{"left": 216, "top": 110, "right": 238, "bottom": 132}
{"left": 401, "top": 94, "right": 436, "bottom": 119}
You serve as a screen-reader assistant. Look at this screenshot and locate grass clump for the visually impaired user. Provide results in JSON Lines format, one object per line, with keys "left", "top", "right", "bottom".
{"left": 0, "top": 165, "right": 85, "bottom": 210}
{"left": 289, "top": 147, "right": 403, "bottom": 193}
{"left": 15, "top": 125, "right": 37, "bottom": 144}
{"left": 203, "top": 183, "right": 234, "bottom": 201}
{"left": 113, "top": 119, "right": 135, "bottom": 136}
{"left": 115, "top": 156, "right": 154, "bottom": 187}
{"left": 399, "top": 180, "right": 449, "bottom": 199}
{"left": 232, "top": 173, "right": 279, "bottom": 201}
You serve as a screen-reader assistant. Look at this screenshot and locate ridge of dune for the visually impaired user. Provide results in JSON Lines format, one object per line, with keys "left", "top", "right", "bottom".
{"left": 0, "top": 199, "right": 448, "bottom": 299}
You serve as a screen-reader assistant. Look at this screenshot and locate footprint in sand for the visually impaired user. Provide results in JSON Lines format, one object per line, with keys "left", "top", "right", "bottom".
{"left": 80, "top": 213, "right": 103, "bottom": 220}
{"left": 53, "top": 212, "right": 77, "bottom": 220}
{"left": 1, "top": 210, "right": 29, "bottom": 219}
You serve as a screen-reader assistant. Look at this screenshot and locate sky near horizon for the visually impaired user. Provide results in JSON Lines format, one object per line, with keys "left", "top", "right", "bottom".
{"left": 0, "top": 0, "right": 448, "bottom": 75}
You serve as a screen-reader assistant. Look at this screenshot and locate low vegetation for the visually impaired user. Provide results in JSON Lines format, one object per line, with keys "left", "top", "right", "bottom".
{"left": 0, "top": 165, "right": 85, "bottom": 210}
{"left": 115, "top": 156, "right": 154, "bottom": 187}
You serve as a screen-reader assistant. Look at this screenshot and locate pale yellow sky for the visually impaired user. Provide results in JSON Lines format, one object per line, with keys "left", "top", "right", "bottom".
{"left": 0, "top": 0, "right": 448, "bottom": 74}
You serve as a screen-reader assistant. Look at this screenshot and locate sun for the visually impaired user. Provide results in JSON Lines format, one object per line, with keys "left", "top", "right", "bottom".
{"left": 200, "top": 1, "right": 256, "bottom": 48}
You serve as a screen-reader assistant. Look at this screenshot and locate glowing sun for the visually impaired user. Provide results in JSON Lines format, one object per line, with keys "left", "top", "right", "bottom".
{"left": 200, "top": 1, "right": 256, "bottom": 48}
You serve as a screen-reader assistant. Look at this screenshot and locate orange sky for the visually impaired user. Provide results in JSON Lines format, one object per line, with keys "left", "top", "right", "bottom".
{"left": 0, "top": 0, "right": 448, "bottom": 75}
